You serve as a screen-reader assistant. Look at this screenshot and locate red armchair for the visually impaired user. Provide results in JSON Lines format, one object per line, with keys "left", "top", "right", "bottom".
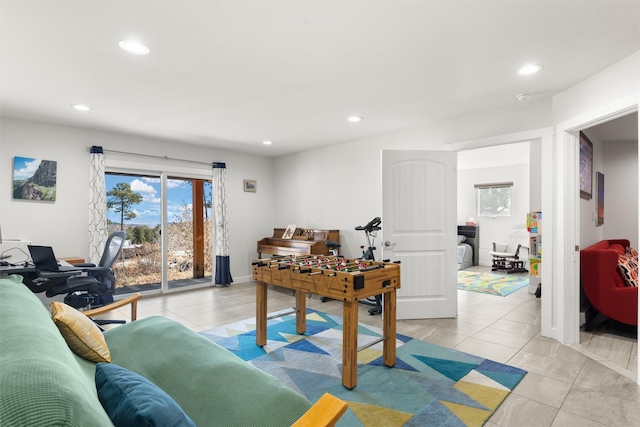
{"left": 580, "top": 239, "right": 638, "bottom": 330}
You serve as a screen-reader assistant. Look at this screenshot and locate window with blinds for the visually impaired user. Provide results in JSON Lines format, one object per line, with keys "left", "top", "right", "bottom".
{"left": 475, "top": 182, "right": 513, "bottom": 217}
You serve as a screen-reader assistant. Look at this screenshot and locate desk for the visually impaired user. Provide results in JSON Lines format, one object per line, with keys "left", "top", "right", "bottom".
{"left": 0, "top": 264, "right": 34, "bottom": 277}
{"left": 252, "top": 255, "right": 401, "bottom": 389}
{"left": 0, "top": 261, "right": 80, "bottom": 293}
{"left": 0, "top": 240, "right": 31, "bottom": 264}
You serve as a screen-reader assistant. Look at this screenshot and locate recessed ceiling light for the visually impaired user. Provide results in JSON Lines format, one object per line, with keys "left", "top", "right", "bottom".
{"left": 348, "top": 116, "right": 363, "bottom": 123}
{"left": 72, "top": 104, "right": 90, "bottom": 111}
{"left": 518, "top": 64, "right": 543, "bottom": 75}
{"left": 119, "top": 39, "right": 150, "bottom": 55}
{"left": 262, "top": 140, "right": 273, "bottom": 145}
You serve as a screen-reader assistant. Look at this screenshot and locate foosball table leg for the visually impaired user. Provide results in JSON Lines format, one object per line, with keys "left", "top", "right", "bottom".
{"left": 295, "top": 290, "right": 307, "bottom": 335}
{"left": 342, "top": 300, "right": 359, "bottom": 389}
{"left": 383, "top": 290, "right": 397, "bottom": 367}
{"left": 256, "top": 280, "right": 267, "bottom": 347}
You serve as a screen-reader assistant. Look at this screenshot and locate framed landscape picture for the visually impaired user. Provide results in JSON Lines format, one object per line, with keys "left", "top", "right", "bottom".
{"left": 13, "top": 156, "right": 57, "bottom": 201}
{"left": 579, "top": 132, "right": 593, "bottom": 200}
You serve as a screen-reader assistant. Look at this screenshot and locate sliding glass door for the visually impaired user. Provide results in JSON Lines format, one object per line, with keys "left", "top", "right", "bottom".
{"left": 166, "top": 177, "right": 212, "bottom": 290}
{"left": 105, "top": 172, "right": 212, "bottom": 294}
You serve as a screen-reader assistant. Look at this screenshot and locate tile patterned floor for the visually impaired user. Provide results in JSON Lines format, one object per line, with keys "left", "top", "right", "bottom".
{"left": 96, "top": 271, "right": 639, "bottom": 427}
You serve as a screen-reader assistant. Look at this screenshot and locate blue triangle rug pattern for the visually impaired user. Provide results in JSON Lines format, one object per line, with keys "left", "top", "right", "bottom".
{"left": 200, "top": 309, "right": 527, "bottom": 426}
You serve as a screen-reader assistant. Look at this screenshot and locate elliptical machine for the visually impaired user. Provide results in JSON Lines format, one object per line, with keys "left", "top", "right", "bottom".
{"left": 321, "top": 217, "right": 384, "bottom": 315}
{"left": 356, "top": 217, "right": 383, "bottom": 315}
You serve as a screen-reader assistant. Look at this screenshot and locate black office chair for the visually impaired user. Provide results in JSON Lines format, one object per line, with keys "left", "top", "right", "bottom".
{"left": 46, "top": 231, "right": 126, "bottom": 311}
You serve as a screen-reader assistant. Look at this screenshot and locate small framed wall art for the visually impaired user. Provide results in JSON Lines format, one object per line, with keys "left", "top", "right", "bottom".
{"left": 244, "top": 179, "right": 257, "bottom": 192}
{"left": 596, "top": 171, "right": 604, "bottom": 226}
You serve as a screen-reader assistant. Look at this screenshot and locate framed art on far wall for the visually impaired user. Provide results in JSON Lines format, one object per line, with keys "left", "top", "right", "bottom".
{"left": 244, "top": 179, "right": 256, "bottom": 192}
{"left": 579, "top": 132, "right": 593, "bottom": 200}
{"left": 596, "top": 171, "right": 604, "bottom": 226}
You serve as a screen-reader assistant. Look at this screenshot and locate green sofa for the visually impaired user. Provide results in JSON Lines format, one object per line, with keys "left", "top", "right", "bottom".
{"left": 0, "top": 275, "right": 343, "bottom": 426}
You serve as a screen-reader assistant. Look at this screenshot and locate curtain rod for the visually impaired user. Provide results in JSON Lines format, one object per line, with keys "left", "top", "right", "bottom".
{"left": 87, "top": 147, "right": 213, "bottom": 167}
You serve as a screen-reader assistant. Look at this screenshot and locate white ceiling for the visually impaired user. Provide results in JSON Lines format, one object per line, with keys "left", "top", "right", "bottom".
{"left": 586, "top": 112, "right": 639, "bottom": 143}
{"left": 1, "top": 1, "right": 638, "bottom": 157}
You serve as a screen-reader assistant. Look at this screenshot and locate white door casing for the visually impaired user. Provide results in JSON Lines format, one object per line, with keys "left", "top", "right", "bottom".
{"left": 381, "top": 150, "right": 457, "bottom": 320}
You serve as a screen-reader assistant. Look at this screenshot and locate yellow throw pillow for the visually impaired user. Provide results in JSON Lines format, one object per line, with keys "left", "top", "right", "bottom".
{"left": 51, "top": 301, "right": 111, "bottom": 363}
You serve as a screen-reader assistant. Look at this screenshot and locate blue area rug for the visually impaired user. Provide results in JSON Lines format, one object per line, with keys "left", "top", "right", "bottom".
{"left": 200, "top": 309, "right": 527, "bottom": 426}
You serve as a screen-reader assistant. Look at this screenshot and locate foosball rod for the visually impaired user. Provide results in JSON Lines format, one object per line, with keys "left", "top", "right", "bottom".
{"left": 357, "top": 336, "right": 386, "bottom": 352}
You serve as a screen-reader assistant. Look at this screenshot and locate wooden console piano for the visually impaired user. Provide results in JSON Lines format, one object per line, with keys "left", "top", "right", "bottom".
{"left": 252, "top": 255, "right": 401, "bottom": 389}
{"left": 257, "top": 228, "right": 340, "bottom": 258}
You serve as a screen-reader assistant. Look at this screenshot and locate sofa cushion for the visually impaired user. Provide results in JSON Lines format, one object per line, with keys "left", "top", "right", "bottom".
{"left": 51, "top": 301, "right": 112, "bottom": 362}
{"left": 0, "top": 275, "right": 113, "bottom": 426}
{"left": 95, "top": 363, "right": 196, "bottom": 427}
{"left": 617, "top": 254, "right": 639, "bottom": 287}
{"left": 104, "top": 316, "right": 312, "bottom": 427}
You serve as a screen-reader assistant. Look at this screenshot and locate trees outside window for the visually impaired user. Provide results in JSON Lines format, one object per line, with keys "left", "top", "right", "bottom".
{"left": 476, "top": 183, "right": 512, "bottom": 217}
{"left": 107, "top": 182, "right": 143, "bottom": 230}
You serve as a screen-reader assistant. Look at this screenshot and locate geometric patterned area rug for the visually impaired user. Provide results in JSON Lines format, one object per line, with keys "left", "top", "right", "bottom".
{"left": 200, "top": 308, "right": 527, "bottom": 426}
{"left": 457, "top": 271, "right": 529, "bottom": 297}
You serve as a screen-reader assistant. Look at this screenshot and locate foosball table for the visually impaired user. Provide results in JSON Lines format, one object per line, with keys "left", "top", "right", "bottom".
{"left": 252, "top": 254, "right": 401, "bottom": 389}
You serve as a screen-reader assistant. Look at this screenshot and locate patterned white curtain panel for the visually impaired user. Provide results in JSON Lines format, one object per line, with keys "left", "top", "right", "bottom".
{"left": 212, "top": 162, "right": 232, "bottom": 286}
{"left": 88, "top": 146, "right": 108, "bottom": 264}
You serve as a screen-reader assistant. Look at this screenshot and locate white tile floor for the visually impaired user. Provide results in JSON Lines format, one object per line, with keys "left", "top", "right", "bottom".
{"left": 96, "top": 272, "right": 640, "bottom": 427}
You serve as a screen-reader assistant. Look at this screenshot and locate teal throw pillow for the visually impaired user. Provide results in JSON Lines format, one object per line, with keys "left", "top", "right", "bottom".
{"left": 95, "top": 363, "right": 196, "bottom": 427}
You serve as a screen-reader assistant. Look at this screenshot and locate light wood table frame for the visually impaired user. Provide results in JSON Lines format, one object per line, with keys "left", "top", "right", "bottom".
{"left": 253, "top": 258, "right": 400, "bottom": 389}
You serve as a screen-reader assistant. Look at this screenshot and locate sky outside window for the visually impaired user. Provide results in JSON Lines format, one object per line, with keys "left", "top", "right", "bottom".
{"left": 105, "top": 174, "right": 196, "bottom": 227}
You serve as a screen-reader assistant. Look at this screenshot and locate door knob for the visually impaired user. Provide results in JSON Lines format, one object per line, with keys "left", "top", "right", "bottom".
{"left": 384, "top": 241, "right": 391, "bottom": 247}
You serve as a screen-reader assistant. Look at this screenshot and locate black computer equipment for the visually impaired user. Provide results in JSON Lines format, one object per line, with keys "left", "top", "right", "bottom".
{"left": 28, "top": 245, "right": 78, "bottom": 272}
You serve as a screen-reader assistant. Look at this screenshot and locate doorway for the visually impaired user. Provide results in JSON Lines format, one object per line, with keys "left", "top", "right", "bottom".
{"left": 576, "top": 112, "right": 638, "bottom": 375}
{"left": 457, "top": 141, "right": 532, "bottom": 269}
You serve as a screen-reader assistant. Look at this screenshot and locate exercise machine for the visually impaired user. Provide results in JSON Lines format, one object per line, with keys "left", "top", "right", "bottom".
{"left": 356, "top": 217, "right": 383, "bottom": 315}
{"left": 320, "top": 217, "right": 383, "bottom": 314}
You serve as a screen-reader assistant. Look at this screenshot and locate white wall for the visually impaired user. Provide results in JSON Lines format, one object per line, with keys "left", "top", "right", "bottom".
{"left": 530, "top": 140, "right": 542, "bottom": 212}
{"left": 0, "top": 117, "right": 275, "bottom": 283}
{"left": 553, "top": 52, "right": 639, "bottom": 124}
{"left": 603, "top": 140, "right": 638, "bottom": 248}
{"left": 273, "top": 100, "right": 550, "bottom": 259}
{"left": 457, "top": 163, "right": 530, "bottom": 266}
{"left": 548, "top": 50, "right": 639, "bottom": 346}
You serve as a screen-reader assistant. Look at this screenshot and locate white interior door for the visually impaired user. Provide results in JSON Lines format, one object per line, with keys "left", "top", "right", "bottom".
{"left": 381, "top": 150, "right": 457, "bottom": 320}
